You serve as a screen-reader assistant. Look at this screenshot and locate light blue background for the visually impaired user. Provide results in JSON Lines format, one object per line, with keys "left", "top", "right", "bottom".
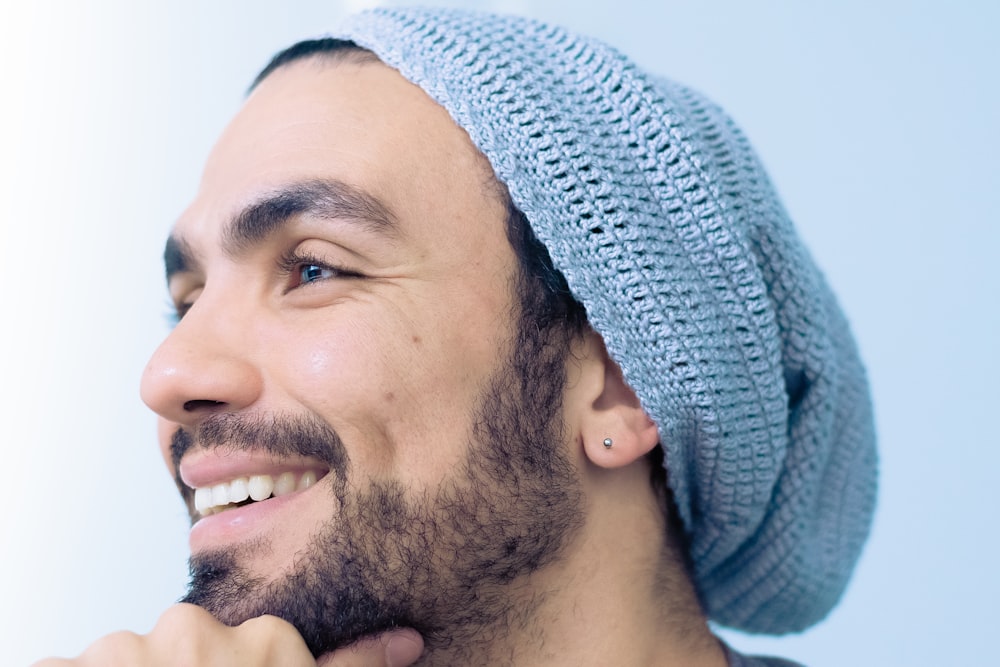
{"left": 3, "top": 1, "right": 996, "bottom": 665}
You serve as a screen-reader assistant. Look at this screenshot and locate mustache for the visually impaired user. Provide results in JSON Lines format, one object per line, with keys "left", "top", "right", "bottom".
{"left": 170, "top": 412, "right": 350, "bottom": 480}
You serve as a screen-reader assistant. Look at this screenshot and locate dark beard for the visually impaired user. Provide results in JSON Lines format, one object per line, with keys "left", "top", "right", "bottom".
{"left": 177, "top": 306, "right": 584, "bottom": 661}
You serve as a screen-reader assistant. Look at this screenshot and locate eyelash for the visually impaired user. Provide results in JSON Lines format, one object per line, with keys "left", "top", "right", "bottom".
{"left": 166, "top": 250, "right": 360, "bottom": 325}
{"left": 166, "top": 299, "right": 191, "bottom": 327}
{"left": 277, "top": 249, "right": 361, "bottom": 289}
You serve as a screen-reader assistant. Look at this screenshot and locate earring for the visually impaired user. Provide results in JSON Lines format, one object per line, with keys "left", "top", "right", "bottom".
{"left": 602, "top": 438, "right": 613, "bottom": 449}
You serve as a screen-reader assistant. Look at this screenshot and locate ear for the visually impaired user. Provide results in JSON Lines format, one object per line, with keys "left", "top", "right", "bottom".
{"left": 573, "top": 329, "right": 660, "bottom": 469}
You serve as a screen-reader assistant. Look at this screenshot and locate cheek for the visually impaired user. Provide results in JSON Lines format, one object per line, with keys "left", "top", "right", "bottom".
{"left": 276, "top": 323, "right": 405, "bottom": 420}
{"left": 280, "top": 313, "right": 460, "bottom": 405}
{"left": 272, "top": 319, "right": 490, "bottom": 473}
{"left": 306, "top": 347, "right": 336, "bottom": 376}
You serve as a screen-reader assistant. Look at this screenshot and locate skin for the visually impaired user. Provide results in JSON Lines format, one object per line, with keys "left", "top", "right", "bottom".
{"left": 36, "top": 57, "right": 728, "bottom": 665}
{"left": 33, "top": 605, "right": 424, "bottom": 667}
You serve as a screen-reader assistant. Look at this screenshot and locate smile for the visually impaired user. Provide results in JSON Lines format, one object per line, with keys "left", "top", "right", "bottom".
{"left": 192, "top": 469, "right": 324, "bottom": 517}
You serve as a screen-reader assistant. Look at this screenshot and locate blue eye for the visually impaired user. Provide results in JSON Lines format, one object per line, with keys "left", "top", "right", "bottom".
{"left": 279, "top": 250, "right": 362, "bottom": 291}
{"left": 299, "top": 263, "right": 332, "bottom": 284}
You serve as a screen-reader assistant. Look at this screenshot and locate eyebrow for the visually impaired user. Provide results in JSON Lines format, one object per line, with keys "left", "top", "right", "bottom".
{"left": 164, "top": 178, "right": 397, "bottom": 282}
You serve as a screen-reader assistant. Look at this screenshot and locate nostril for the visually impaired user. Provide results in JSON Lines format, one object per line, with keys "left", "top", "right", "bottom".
{"left": 183, "top": 399, "right": 226, "bottom": 412}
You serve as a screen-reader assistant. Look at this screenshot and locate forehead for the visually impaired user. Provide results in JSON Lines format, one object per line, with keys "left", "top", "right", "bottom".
{"left": 175, "top": 56, "right": 506, "bottom": 255}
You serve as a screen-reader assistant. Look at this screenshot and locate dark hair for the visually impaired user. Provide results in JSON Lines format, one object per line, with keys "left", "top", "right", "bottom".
{"left": 252, "top": 38, "right": 588, "bottom": 338}
{"left": 249, "top": 38, "right": 380, "bottom": 93}
{"left": 501, "top": 196, "right": 588, "bottom": 336}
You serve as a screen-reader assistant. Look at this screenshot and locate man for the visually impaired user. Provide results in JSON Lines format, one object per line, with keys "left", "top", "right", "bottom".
{"left": 37, "top": 7, "right": 876, "bottom": 666}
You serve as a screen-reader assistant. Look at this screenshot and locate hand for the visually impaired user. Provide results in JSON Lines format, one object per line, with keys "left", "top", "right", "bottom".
{"left": 32, "top": 603, "right": 424, "bottom": 667}
{"left": 316, "top": 630, "right": 423, "bottom": 667}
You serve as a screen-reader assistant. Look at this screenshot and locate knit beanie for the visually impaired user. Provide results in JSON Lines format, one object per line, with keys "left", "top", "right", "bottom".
{"left": 335, "top": 7, "right": 877, "bottom": 635}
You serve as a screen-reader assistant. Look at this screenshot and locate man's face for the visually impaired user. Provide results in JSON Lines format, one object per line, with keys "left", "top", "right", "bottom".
{"left": 140, "top": 58, "right": 584, "bottom": 655}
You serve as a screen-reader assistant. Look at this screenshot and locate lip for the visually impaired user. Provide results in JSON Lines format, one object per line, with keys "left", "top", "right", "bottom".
{"left": 179, "top": 450, "right": 332, "bottom": 552}
{"left": 188, "top": 475, "right": 329, "bottom": 552}
{"left": 179, "top": 450, "right": 330, "bottom": 489}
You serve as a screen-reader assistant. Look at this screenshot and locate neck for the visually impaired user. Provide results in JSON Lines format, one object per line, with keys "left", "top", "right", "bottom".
{"left": 417, "top": 463, "right": 727, "bottom": 667}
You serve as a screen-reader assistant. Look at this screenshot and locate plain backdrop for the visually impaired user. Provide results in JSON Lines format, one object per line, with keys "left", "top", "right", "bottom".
{"left": 3, "top": 1, "right": 996, "bottom": 665}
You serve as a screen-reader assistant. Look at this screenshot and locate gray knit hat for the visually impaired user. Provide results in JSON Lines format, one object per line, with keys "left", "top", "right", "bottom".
{"left": 336, "top": 7, "right": 877, "bottom": 635}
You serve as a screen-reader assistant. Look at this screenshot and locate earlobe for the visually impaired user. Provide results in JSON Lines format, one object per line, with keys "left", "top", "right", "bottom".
{"left": 576, "top": 331, "right": 660, "bottom": 469}
{"left": 584, "top": 417, "right": 659, "bottom": 470}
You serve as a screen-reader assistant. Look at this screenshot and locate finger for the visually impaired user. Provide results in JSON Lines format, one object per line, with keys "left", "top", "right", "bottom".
{"left": 153, "top": 605, "right": 314, "bottom": 665}
{"left": 384, "top": 630, "right": 424, "bottom": 667}
{"left": 237, "top": 614, "right": 316, "bottom": 665}
{"left": 315, "top": 629, "right": 424, "bottom": 667}
{"left": 147, "top": 603, "right": 224, "bottom": 659}
{"left": 72, "top": 630, "right": 145, "bottom": 666}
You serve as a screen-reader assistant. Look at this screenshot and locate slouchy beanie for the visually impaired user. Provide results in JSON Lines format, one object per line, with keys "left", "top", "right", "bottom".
{"left": 335, "top": 7, "right": 878, "bottom": 635}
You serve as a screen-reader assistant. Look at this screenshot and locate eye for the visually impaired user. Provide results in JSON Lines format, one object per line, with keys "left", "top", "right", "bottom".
{"left": 165, "top": 285, "right": 202, "bottom": 326}
{"left": 173, "top": 302, "right": 194, "bottom": 322}
{"left": 165, "top": 303, "right": 192, "bottom": 327}
{"left": 299, "top": 263, "right": 334, "bottom": 284}
{"left": 278, "top": 249, "right": 363, "bottom": 291}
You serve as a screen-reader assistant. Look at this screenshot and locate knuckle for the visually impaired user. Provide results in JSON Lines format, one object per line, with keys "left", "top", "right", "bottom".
{"left": 239, "top": 615, "right": 313, "bottom": 659}
{"left": 151, "top": 604, "right": 220, "bottom": 657}
{"left": 79, "top": 630, "right": 144, "bottom": 662}
{"left": 158, "top": 602, "right": 211, "bottom": 625}
{"left": 240, "top": 613, "right": 296, "bottom": 634}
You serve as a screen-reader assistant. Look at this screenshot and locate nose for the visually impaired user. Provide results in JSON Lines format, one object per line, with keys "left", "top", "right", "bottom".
{"left": 140, "top": 296, "right": 264, "bottom": 427}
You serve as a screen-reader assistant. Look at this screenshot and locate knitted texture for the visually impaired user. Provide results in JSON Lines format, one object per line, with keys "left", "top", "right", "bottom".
{"left": 336, "top": 7, "right": 877, "bottom": 634}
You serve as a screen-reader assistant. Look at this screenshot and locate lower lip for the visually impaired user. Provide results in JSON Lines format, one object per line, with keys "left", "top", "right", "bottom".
{"left": 188, "top": 481, "right": 324, "bottom": 552}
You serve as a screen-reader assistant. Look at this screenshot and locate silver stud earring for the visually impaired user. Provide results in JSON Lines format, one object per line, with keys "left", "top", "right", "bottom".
{"left": 603, "top": 438, "right": 613, "bottom": 448}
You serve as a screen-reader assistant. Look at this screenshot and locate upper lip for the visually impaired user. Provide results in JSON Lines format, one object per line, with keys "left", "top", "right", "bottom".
{"left": 179, "top": 450, "right": 331, "bottom": 490}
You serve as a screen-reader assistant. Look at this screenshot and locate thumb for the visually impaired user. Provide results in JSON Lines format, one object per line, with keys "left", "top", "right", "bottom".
{"left": 316, "top": 629, "right": 424, "bottom": 667}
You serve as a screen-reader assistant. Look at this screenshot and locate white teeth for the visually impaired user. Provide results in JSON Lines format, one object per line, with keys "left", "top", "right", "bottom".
{"left": 248, "top": 474, "right": 275, "bottom": 502}
{"left": 194, "top": 487, "right": 213, "bottom": 513}
{"left": 229, "top": 477, "right": 249, "bottom": 504}
{"left": 273, "top": 472, "right": 296, "bottom": 497}
{"left": 211, "top": 483, "right": 229, "bottom": 507}
{"left": 193, "top": 470, "right": 322, "bottom": 517}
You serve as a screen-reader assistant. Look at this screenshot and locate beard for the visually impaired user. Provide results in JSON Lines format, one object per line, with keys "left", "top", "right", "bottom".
{"left": 174, "top": 304, "right": 584, "bottom": 660}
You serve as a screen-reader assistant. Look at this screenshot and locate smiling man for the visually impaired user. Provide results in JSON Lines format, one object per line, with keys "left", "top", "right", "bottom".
{"left": 36, "top": 7, "right": 877, "bottom": 667}
{"left": 154, "top": 50, "right": 601, "bottom": 662}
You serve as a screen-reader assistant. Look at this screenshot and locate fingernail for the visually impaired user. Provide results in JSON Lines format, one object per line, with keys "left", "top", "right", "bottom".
{"left": 385, "top": 631, "right": 424, "bottom": 667}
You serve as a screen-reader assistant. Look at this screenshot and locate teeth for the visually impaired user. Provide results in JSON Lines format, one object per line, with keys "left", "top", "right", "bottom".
{"left": 211, "top": 483, "right": 229, "bottom": 507}
{"left": 273, "top": 472, "right": 296, "bottom": 497}
{"left": 248, "top": 474, "right": 274, "bottom": 501}
{"left": 192, "top": 470, "right": 322, "bottom": 517}
{"left": 194, "top": 487, "right": 213, "bottom": 513}
{"left": 229, "top": 477, "right": 249, "bottom": 504}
